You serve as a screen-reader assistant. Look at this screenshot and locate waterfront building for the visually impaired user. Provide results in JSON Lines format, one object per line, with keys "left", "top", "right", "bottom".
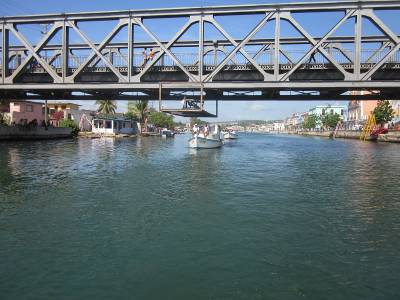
{"left": 47, "top": 102, "right": 81, "bottom": 118}
{"left": 69, "top": 109, "right": 97, "bottom": 131}
{"left": 92, "top": 116, "right": 139, "bottom": 135}
{"left": 390, "top": 100, "right": 400, "bottom": 118}
{"left": 347, "top": 91, "right": 379, "bottom": 129}
{"left": 48, "top": 102, "right": 82, "bottom": 127}
{"left": 309, "top": 104, "right": 346, "bottom": 129}
{"left": 6, "top": 101, "right": 44, "bottom": 125}
{"left": 273, "top": 121, "right": 285, "bottom": 132}
{"left": 285, "top": 113, "right": 303, "bottom": 131}
{"left": 347, "top": 92, "right": 378, "bottom": 129}
{"left": 46, "top": 102, "right": 97, "bottom": 130}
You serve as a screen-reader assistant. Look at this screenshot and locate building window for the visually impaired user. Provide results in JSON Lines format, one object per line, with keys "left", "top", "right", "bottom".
{"left": 341, "top": 109, "right": 344, "bottom": 115}
{"left": 26, "top": 105, "right": 33, "bottom": 112}
{"left": 105, "top": 121, "right": 112, "bottom": 129}
{"left": 330, "top": 109, "right": 334, "bottom": 115}
{"left": 322, "top": 109, "right": 325, "bottom": 115}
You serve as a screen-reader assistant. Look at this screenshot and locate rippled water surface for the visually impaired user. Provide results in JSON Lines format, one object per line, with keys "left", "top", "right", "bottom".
{"left": 1, "top": 134, "right": 399, "bottom": 299}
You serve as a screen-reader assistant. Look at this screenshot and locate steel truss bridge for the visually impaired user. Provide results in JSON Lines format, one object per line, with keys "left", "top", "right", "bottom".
{"left": 1, "top": 0, "right": 400, "bottom": 101}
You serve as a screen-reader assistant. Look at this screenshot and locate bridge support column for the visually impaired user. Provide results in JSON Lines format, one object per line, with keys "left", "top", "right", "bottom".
{"left": 44, "top": 100, "right": 48, "bottom": 130}
{"left": 274, "top": 12, "right": 281, "bottom": 80}
{"left": 62, "top": 20, "right": 69, "bottom": 82}
{"left": 2, "top": 24, "right": 9, "bottom": 83}
{"left": 354, "top": 9, "right": 362, "bottom": 80}
{"left": 198, "top": 15, "right": 204, "bottom": 80}
{"left": 128, "top": 15, "right": 133, "bottom": 82}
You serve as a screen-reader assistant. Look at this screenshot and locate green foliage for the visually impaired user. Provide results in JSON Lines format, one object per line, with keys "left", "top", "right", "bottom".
{"left": 373, "top": 100, "right": 395, "bottom": 125}
{"left": 174, "top": 121, "right": 186, "bottom": 127}
{"left": 96, "top": 100, "right": 117, "bottom": 114}
{"left": 189, "top": 117, "right": 207, "bottom": 126}
{"left": 302, "top": 114, "right": 319, "bottom": 129}
{"left": 0, "top": 100, "right": 10, "bottom": 125}
{"left": 149, "top": 112, "right": 174, "bottom": 129}
{"left": 321, "top": 113, "right": 341, "bottom": 129}
{"left": 127, "top": 100, "right": 149, "bottom": 123}
{"left": 60, "top": 119, "right": 79, "bottom": 135}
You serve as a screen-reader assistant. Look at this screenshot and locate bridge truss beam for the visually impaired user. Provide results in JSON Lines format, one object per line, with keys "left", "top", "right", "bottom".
{"left": 1, "top": 0, "right": 400, "bottom": 101}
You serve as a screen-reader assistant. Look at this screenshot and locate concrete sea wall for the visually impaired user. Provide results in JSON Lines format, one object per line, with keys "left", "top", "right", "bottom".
{"left": 293, "top": 130, "right": 361, "bottom": 139}
{"left": 289, "top": 130, "right": 400, "bottom": 143}
{"left": 377, "top": 132, "right": 400, "bottom": 143}
{"left": 0, "top": 125, "right": 72, "bottom": 141}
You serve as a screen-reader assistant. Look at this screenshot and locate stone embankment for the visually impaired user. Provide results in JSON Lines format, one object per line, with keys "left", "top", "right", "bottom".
{"left": 78, "top": 132, "right": 137, "bottom": 138}
{"left": 0, "top": 125, "right": 72, "bottom": 141}
{"left": 289, "top": 130, "right": 400, "bottom": 143}
{"left": 377, "top": 132, "right": 400, "bottom": 143}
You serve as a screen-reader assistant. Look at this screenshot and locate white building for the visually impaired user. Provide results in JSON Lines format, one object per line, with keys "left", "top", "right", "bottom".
{"left": 273, "top": 122, "right": 285, "bottom": 132}
{"left": 92, "top": 117, "right": 139, "bottom": 135}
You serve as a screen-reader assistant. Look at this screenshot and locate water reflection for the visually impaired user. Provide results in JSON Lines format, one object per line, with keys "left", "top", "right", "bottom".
{"left": 0, "top": 135, "right": 400, "bottom": 300}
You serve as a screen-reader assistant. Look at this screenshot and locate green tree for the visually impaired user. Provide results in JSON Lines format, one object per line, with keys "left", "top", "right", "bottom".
{"left": 302, "top": 114, "right": 318, "bottom": 130}
{"left": 373, "top": 100, "right": 395, "bottom": 125}
{"left": 321, "top": 113, "right": 341, "bottom": 129}
{"left": 59, "top": 119, "right": 79, "bottom": 135}
{"left": 149, "top": 111, "right": 174, "bottom": 129}
{"left": 127, "top": 100, "right": 150, "bottom": 132}
{"left": 189, "top": 117, "right": 206, "bottom": 126}
{"left": 96, "top": 100, "right": 117, "bottom": 114}
{"left": 0, "top": 99, "right": 10, "bottom": 124}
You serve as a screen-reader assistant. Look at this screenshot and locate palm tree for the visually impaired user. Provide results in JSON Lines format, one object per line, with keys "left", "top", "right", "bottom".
{"left": 96, "top": 100, "right": 117, "bottom": 114}
{"left": 128, "top": 100, "right": 150, "bottom": 133}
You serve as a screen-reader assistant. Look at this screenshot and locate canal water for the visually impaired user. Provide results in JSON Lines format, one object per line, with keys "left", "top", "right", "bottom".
{"left": 0, "top": 134, "right": 399, "bottom": 300}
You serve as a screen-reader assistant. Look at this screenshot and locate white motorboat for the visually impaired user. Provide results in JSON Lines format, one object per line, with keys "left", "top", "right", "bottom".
{"left": 161, "top": 128, "right": 174, "bottom": 138}
{"left": 189, "top": 125, "right": 223, "bottom": 149}
{"left": 223, "top": 131, "right": 238, "bottom": 140}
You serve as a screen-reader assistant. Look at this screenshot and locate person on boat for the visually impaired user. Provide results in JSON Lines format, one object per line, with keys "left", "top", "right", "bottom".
{"left": 204, "top": 124, "right": 209, "bottom": 137}
{"left": 192, "top": 124, "right": 199, "bottom": 136}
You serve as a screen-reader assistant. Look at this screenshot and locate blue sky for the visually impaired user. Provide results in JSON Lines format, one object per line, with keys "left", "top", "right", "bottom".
{"left": 1, "top": 0, "right": 394, "bottom": 121}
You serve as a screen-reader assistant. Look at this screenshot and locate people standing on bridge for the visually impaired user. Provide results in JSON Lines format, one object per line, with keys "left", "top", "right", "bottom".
{"left": 142, "top": 48, "right": 148, "bottom": 67}
{"left": 149, "top": 48, "right": 156, "bottom": 61}
{"left": 308, "top": 48, "right": 317, "bottom": 64}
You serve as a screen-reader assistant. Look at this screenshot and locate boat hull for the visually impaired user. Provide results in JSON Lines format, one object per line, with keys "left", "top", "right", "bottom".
{"left": 223, "top": 132, "right": 238, "bottom": 139}
{"left": 189, "top": 136, "right": 223, "bottom": 149}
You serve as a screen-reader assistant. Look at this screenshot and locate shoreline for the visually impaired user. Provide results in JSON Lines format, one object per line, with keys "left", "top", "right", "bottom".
{"left": 241, "top": 130, "right": 400, "bottom": 143}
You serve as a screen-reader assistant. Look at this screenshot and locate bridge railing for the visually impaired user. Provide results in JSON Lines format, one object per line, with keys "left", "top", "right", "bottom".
{"left": 2, "top": 49, "right": 400, "bottom": 72}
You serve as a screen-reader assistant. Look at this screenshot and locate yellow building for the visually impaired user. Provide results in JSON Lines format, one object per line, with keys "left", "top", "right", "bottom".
{"left": 47, "top": 102, "right": 81, "bottom": 114}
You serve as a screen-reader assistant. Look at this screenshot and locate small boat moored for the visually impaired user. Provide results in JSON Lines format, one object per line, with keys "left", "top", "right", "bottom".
{"left": 366, "top": 127, "right": 389, "bottom": 141}
{"left": 223, "top": 131, "right": 238, "bottom": 140}
{"left": 161, "top": 128, "right": 175, "bottom": 138}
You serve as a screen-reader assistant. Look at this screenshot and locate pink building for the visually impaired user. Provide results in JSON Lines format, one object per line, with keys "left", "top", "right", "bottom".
{"left": 348, "top": 91, "right": 378, "bottom": 126}
{"left": 8, "top": 101, "right": 44, "bottom": 125}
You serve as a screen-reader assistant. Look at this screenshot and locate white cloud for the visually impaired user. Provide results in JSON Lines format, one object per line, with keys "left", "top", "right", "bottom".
{"left": 249, "top": 103, "right": 266, "bottom": 111}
